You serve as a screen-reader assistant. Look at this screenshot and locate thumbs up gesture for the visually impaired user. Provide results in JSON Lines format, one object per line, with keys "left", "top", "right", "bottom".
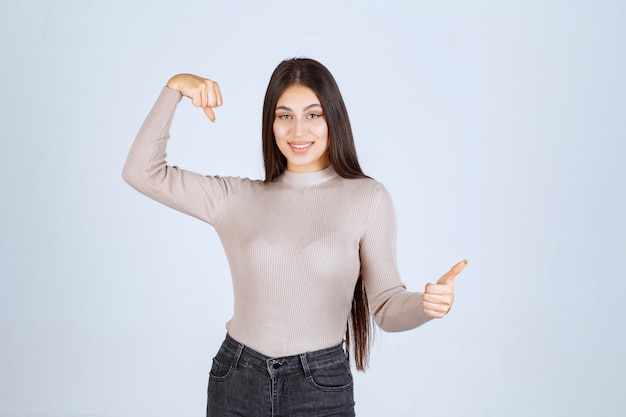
{"left": 422, "top": 260, "right": 467, "bottom": 318}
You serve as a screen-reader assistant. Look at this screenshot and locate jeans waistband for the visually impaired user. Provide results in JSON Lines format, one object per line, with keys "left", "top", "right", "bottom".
{"left": 220, "top": 333, "right": 348, "bottom": 377}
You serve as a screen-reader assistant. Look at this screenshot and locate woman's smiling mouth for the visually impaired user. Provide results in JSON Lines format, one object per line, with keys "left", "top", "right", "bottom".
{"left": 289, "top": 142, "right": 313, "bottom": 153}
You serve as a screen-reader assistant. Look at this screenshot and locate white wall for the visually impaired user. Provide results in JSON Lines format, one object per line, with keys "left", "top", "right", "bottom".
{"left": 1, "top": 1, "right": 625, "bottom": 416}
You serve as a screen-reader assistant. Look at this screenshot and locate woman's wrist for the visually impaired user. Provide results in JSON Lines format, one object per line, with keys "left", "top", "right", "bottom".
{"left": 166, "top": 74, "right": 184, "bottom": 92}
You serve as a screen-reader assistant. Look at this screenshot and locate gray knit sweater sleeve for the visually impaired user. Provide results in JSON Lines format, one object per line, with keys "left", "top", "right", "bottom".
{"left": 122, "top": 87, "right": 244, "bottom": 225}
{"left": 360, "top": 185, "right": 433, "bottom": 332}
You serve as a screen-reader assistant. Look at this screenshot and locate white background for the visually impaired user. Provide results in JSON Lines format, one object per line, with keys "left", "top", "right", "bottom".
{"left": 1, "top": 1, "right": 625, "bottom": 416}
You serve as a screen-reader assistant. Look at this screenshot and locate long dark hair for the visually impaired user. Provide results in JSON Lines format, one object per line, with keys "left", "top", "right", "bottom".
{"left": 262, "top": 58, "right": 373, "bottom": 370}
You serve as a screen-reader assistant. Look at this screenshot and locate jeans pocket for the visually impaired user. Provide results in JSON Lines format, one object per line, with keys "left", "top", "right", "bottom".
{"left": 209, "top": 349, "right": 236, "bottom": 382}
{"left": 306, "top": 359, "right": 353, "bottom": 392}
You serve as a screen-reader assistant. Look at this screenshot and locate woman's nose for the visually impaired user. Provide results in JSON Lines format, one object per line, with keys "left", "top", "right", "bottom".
{"left": 294, "top": 118, "right": 306, "bottom": 137}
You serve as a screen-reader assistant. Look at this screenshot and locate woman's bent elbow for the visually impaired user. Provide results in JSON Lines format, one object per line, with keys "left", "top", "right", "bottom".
{"left": 122, "top": 163, "right": 142, "bottom": 189}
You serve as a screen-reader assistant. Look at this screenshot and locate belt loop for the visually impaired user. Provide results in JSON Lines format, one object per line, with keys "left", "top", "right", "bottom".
{"left": 299, "top": 353, "right": 312, "bottom": 378}
{"left": 232, "top": 342, "right": 244, "bottom": 369}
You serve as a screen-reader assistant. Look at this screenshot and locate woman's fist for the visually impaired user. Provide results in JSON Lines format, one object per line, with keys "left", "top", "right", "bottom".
{"left": 166, "top": 74, "right": 223, "bottom": 121}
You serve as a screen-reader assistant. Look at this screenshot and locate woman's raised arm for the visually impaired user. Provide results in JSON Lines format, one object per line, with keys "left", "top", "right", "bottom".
{"left": 122, "top": 76, "right": 238, "bottom": 225}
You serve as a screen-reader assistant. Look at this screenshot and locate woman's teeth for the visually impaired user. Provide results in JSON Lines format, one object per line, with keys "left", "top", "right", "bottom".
{"left": 291, "top": 143, "right": 311, "bottom": 150}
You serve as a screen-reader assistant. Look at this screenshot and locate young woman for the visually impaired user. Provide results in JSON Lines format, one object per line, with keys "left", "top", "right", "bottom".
{"left": 123, "top": 58, "right": 466, "bottom": 417}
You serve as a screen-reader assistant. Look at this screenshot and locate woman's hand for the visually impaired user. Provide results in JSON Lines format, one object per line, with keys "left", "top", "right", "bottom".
{"left": 422, "top": 260, "right": 467, "bottom": 318}
{"left": 166, "top": 74, "right": 223, "bottom": 121}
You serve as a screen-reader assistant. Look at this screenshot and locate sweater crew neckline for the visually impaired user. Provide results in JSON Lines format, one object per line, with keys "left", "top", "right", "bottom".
{"left": 279, "top": 165, "right": 338, "bottom": 185}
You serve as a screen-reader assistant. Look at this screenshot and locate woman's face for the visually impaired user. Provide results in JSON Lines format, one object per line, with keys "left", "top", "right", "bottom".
{"left": 273, "top": 84, "right": 330, "bottom": 172}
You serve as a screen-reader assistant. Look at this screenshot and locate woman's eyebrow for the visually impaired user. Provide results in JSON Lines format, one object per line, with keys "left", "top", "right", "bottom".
{"left": 275, "top": 103, "right": 322, "bottom": 112}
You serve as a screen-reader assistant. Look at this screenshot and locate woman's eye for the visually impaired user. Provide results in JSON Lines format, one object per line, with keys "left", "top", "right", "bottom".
{"left": 277, "top": 114, "right": 292, "bottom": 120}
{"left": 308, "top": 113, "right": 322, "bottom": 119}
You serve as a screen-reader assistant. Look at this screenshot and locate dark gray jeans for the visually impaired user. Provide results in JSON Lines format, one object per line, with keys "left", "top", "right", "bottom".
{"left": 207, "top": 334, "right": 355, "bottom": 416}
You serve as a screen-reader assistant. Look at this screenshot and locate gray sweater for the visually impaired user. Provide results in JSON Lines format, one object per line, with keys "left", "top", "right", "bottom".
{"left": 123, "top": 87, "right": 431, "bottom": 357}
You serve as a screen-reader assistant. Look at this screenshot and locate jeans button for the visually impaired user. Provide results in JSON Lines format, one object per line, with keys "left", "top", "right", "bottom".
{"left": 272, "top": 362, "right": 281, "bottom": 369}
